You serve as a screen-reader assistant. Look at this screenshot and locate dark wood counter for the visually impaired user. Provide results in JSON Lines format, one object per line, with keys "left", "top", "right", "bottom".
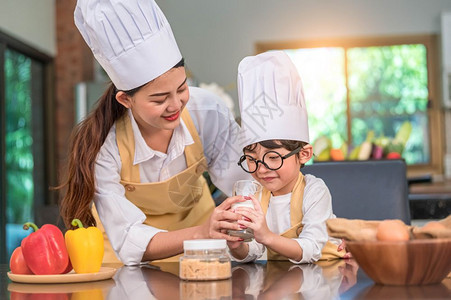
{"left": 2, "top": 260, "right": 450, "bottom": 299}
{"left": 409, "top": 178, "right": 451, "bottom": 198}
{"left": 409, "top": 178, "right": 451, "bottom": 219}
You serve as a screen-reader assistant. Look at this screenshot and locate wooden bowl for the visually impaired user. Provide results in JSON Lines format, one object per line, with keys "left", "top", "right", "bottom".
{"left": 346, "top": 238, "right": 451, "bottom": 285}
{"left": 356, "top": 281, "right": 451, "bottom": 298}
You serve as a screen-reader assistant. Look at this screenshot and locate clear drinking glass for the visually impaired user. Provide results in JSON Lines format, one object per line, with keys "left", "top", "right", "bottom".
{"left": 227, "top": 180, "right": 263, "bottom": 242}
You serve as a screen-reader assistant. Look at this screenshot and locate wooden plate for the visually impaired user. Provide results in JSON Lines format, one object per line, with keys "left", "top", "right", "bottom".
{"left": 8, "top": 279, "right": 116, "bottom": 293}
{"left": 7, "top": 267, "right": 117, "bottom": 284}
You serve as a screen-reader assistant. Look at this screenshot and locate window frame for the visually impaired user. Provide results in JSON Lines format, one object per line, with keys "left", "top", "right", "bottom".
{"left": 256, "top": 34, "right": 444, "bottom": 177}
{"left": 0, "top": 30, "right": 56, "bottom": 263}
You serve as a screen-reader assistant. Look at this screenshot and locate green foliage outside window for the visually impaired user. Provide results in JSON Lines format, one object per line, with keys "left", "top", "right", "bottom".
{"left": 347, "top": 45, "right": 429, "bottom": 164}
{"left": 286, "top": 44, "right": 429, "bottom": 165}
{"left": 5, "top": 49, "right": 34, "bottom": 225}
{"left": 286, "top": 48, "right": 347, "bottom": 149}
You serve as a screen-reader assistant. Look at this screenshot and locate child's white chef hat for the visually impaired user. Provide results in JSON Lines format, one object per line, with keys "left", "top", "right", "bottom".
{"left": 74, "top": 0, "right": 182, "bottom": 91}
{"left": 237, "top": 51, "right": 309, "bottom": 150}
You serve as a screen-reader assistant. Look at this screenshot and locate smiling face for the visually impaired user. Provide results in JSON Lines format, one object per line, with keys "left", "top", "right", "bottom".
{"left": 244, "top": 141, "right": 313, "bottom": 196}
{"left": 115, "top": 66, "right": 189, "bottom": 134}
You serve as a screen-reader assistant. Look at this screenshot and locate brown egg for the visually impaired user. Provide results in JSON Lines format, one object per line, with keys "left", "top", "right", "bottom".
{"left": 422, "top": 221, "right": 447, "bottom": 231}
{"left": 376, "top": 219, "right": 410, "bottom": 241}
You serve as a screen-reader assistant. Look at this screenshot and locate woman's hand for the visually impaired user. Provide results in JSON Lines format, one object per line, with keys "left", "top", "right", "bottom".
{"left": 235, "top": 195, "right": 272, "bottom": 244}
{"left": 200, "top": 195, "right": 248, "bottom": 242}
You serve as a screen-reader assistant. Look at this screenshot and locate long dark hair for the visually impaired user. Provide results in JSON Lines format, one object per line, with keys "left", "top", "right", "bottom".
{"left": 59, "top": 59, "right": 185, "bottom": 228}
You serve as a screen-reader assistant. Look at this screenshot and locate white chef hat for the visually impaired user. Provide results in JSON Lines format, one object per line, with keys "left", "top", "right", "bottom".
{"left": 237, "top": 51, "right": 309, "bottom": 150}
{"left": 74, "top": 0, "right": 182, "bottom": 91}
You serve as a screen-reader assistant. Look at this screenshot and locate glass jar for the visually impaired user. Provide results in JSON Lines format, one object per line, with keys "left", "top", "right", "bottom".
{"left": 179, "top": 239, "right": 231, "bottom": 281}
{"left": 227, "top": 180, "right": 263, "bottom": 241}
{"left": 228, "top": 199, "right": 255, "bottom": 241}
{"left": 180, "top": 279, "right": 232, "bottom": 299}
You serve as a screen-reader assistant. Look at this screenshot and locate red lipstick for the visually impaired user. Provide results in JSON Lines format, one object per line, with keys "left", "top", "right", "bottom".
{"left": 163, "top": 111, "right": 180, "bottom": 121}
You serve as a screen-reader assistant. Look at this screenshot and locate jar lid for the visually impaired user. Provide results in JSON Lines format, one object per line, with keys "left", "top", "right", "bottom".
{"left": 183, "top": 239, "right": 227, "bottom": 250}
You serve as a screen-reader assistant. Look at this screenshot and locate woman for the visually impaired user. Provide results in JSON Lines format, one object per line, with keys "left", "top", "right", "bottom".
{"left": 59, "top": 0, "right": 249, "bottom": 265}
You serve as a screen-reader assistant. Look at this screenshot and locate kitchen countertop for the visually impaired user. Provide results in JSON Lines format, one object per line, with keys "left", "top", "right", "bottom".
{"left": 409, "top": 178, "right": 451, "bottom": 220}
{"left": 2, "top": 260, "right": 450, "bottom": 299}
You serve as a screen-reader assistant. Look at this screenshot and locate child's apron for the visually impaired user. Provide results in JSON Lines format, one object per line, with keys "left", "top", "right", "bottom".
{"left": 260, "top": 172, "right": 345, "bottom": 261}
{"left": 93, "top": 109, "right": 215, "bottom": 263}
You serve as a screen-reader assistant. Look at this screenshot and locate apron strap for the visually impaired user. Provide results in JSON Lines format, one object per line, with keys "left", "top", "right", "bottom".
{"left": 117, "top": 109, "right": 206, "bottom": 182}
{"left": 260, "top": 172, "right": 305, "bottom": 229}
{"left": 261, "top": 172, "right": 344, "bottom": 261}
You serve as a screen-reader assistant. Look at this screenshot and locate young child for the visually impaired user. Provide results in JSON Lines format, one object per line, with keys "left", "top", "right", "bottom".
{"left": 229, "top": 51, "right": 347, "bottom": 263}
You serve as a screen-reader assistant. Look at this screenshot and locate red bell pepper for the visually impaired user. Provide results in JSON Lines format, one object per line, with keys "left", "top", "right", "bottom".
{"left": 386, "top": 152, "right": 402, "bottom": 159}
{"left": 21, "top": 222, "right": 70, "bottom": 275}
{"left": 9, "top": 246, "right": 33, "bottom": 274}
{"left": 62, "top": 258, "right": 73, "bottom": 274}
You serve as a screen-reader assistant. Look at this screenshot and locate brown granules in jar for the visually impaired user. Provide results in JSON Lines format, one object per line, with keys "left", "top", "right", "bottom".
{"left": 180, "top": 278, "right": 232, "bottom": 299}
{"left": 180, "top": 259, "right": 231, "bottom": 280}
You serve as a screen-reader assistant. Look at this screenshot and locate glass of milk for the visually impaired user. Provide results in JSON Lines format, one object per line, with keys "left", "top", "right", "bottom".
{"left": 227, "top": 180, "right": 263, "bottom": 241}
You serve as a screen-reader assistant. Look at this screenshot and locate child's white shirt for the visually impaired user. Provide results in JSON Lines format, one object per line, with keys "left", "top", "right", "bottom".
{"left": 231, "top": 174, "right": 341, "bottom": 264}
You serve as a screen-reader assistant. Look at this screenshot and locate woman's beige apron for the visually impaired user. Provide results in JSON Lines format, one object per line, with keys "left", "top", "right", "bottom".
{"left": 260, "top": 172, "right": 345, "bottom": 261}
{"left": 93, "top": 109, "right": 215, "bottom": 263}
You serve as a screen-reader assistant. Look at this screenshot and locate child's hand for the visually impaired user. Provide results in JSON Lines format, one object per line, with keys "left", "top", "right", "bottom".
{"left": 227, "top": 240, "right": 249, "bottom": 261}
{"left": 227, "top": 239, "right": 244, "bottom": 250}
{"left": 338, "top": 239, "right": 352, "bottom": 259}
{"left": 235, "top": 195, "right": 272, "bottom": 244}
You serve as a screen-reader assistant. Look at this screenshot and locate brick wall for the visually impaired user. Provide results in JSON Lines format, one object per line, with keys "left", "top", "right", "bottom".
{"left": 54, "top": 0, "right": 93, "bottom": 191}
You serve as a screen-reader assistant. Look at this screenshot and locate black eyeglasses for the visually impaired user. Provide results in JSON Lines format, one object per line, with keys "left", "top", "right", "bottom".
{"left": 237, "top": 146, "right": 302, "bottom": 173}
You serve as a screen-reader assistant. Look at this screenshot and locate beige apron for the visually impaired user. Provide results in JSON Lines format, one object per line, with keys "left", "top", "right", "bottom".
{"left": 93, "top": 109, "right": 215, "bottom": 263}
{"left": 260, "top": 172, "right": 345, "bottom": 261}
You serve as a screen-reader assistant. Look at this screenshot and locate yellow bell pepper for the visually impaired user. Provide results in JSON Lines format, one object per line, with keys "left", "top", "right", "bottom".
{"left": 65, "top": 219, "right": 104, "bottom": 274}
{"left": 71, "top": 289, "right": 104, "bottom": 300}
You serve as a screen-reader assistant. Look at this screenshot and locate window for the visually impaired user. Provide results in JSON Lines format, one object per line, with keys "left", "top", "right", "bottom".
{"left": 0, "top": 31, "right": 55, "bottom": 263}
{"left": 256, "top": 35, "right": 443, "bottom": 176}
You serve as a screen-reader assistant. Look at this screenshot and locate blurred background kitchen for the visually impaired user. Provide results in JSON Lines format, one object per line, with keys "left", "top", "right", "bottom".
{"left": 1, "top": 0, "right": 451, "bottom": 264}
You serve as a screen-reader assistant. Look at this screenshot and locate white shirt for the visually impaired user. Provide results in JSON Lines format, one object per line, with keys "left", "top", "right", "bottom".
{"left": 232, "top": 174, "right": 341, "bottom": 264}
{"left": 297, "top": 264, "right": 342, "bottom": 300}
{"left": 228, "top": 263, "right": 341, "bottom": 299}
{"left": 94, "top": 87, "right": 250, "bottom": 265}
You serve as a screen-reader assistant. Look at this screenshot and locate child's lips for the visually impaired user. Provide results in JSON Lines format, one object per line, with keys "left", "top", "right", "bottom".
{"left": 163, "top": 111, "right": 180, "bottom": 121}
{"left": 261, "top": 177, "right": 276, "bottom": 182}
